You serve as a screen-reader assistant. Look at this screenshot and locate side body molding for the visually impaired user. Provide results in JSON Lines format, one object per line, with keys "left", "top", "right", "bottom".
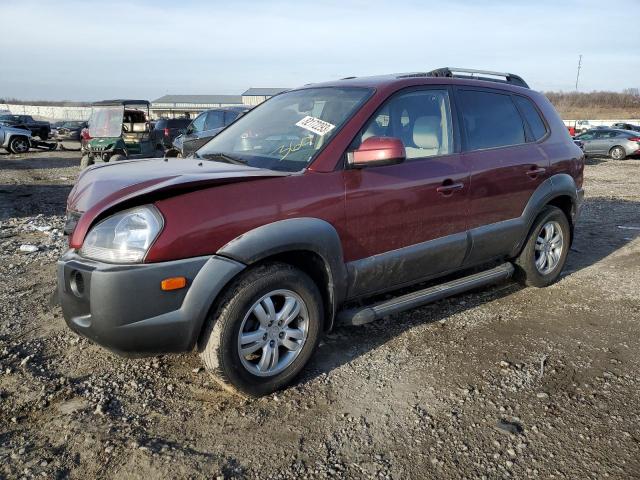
{"left": 217, "top": 217, "right": 349, "bottom": 328}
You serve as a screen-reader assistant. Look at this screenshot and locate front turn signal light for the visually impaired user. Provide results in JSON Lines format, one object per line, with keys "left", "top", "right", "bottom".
{"left": 161, "top": 276, "right": 187, "bottom": 291}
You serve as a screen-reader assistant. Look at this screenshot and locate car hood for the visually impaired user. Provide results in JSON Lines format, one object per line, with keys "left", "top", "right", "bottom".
{"left": 67, "top": 157, "right": 292, "bottom": 247}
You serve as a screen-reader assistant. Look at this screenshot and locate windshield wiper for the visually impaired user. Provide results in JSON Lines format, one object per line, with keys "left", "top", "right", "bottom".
{"left": 199, "top": 152, "right": 247, "bottom": 165}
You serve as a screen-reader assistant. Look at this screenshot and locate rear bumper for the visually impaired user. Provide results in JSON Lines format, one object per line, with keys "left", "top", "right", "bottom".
{"left": 57, "top": 250, "right": 245, "bottom": 356}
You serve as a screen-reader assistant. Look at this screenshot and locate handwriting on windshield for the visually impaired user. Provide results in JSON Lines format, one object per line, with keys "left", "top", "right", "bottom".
{"left": 272, "top": 136, "right": 314, "bottom": 160}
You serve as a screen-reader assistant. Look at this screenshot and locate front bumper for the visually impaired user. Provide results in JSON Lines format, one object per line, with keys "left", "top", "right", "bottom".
{"left": 57, "top": 250, "right": 245, "bottom": 356}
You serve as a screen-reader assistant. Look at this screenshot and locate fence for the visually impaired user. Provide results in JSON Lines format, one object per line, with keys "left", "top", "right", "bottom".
{"left": 0, "top": 103, "right": 92, "bottom": 121}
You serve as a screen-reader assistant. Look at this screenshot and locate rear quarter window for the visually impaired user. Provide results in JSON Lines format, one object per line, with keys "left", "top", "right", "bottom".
{"left": 458, "top": 89, "right": 526, "bottom": 150}
{"left": 513, "top": 95, "right": 547, "bottom": 141}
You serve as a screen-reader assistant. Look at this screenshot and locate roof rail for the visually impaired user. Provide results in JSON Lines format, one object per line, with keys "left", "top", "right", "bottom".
{"left": 427, "top": 67, "right": 529, "bottom": 88}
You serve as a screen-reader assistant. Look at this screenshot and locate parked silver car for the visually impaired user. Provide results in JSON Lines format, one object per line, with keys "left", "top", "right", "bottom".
{"left": 0, "top": 124, "right": 32, "bottom": 154}
{"left": 574, "top": 129, "right": 640, "bottom": 159}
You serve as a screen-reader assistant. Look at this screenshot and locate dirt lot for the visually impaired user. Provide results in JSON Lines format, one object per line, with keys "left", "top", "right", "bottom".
{"left": 0, "top": 148, "right": 639, "bottom": 479}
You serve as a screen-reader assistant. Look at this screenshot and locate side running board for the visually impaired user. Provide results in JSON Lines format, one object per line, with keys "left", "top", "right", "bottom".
{"left": 337, "top": 263, "right": 515, "bottom": 326}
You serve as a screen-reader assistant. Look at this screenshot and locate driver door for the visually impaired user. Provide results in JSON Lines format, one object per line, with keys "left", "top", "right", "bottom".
{"left": 342, "top": 88, "right": 469, "bottom": 298}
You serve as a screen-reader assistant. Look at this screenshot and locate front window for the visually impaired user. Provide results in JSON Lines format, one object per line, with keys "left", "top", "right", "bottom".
{"left": 197, "top": 87, "right": 372, "bottom": 171}
{"left": 353, "top": 89, "right": 454, "bottom": 160}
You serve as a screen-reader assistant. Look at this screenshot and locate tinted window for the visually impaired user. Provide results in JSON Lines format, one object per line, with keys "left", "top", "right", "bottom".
{"left": 166, "top": 118, "right": 190, "bottom": 128}
{"left": 514, "top": 96, "right": 547, "bottom": 141}
{"left": 355, "top": 89, "right": 453, "bottom": 159}
{"left": 204, "top": 111, "right": 224, "bottom": 130}
{"left": 459, "top": 90, "right": 526, "bottom": 150}
{"left": 154, "top": 119, "right": 168, "bottom": 129}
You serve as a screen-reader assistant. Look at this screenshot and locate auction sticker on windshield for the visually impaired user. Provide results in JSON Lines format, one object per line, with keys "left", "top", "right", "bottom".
{"left": 295, "top": 116, "right": 335, "bottom": 136}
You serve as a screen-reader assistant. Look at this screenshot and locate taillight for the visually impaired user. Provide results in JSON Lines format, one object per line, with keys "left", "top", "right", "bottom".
{"left": 164, "top": 128, "right": 170, "bottom": 137}
{"left": 628, "top": 137, "right": 640, "bottom": 142}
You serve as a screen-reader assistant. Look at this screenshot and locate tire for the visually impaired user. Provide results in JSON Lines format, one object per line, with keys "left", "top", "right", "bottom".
{"left": 80, "top": 155, "right": 93, "bottom": 168}
{"left": 199, "top": 263, "right": 323, "bottom": 397}
{"left": 514, "top": 205, "right": 571, "bottom": 288}
{"left": 609, "top": 146, "right": 626, "bottom": 160}
{"left": 109, "top": 154, "right": 126, "bottom": 162}
{"left": 39, "top": 131, "right": 49, "bottom": 141}
{"left": 8, "top": 136, "right": 30, "bottom": 154}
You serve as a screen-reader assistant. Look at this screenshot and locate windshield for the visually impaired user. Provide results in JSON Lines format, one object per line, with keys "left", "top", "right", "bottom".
{"left": 88, "top": 106, "right": 124, "bottom": 138}
{"left": 197, "top": 87, "right": 372, "bottom": 171}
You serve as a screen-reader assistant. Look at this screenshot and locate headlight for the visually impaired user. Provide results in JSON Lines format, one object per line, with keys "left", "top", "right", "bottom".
{"left": 79, "top": 205, "right": 163, "bottom": 263}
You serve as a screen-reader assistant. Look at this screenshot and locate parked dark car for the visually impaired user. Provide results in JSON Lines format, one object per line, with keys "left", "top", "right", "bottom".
{"left": 611, "top": 122, "right": 640, "bottom": 132}
{"left": 55, "top": 121, "right": 88, "bottom": 141}
{"left": 58, "top": 68, "right": 584, "bottom": 396}
{"left": 172, "top": 106, "right": 250, "bottom": 157}
{"left": 574, "top": 128, "right": 640, "bottom": 159}
{"left": 0, "top": 114, "right": 51, "bottom": 140}
{"left": 152, "top": 118, "right": 191, "bottom": 148}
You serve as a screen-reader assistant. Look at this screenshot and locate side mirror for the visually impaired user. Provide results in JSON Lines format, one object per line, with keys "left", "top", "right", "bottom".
{"left": 178, "top": 128, "right": 186, "bottom": 135}
{"left": 186, "top": 125, "right": 193, "bottom": 135}
{"left": 348, "top": 136, "right": 406, "bottom": 168}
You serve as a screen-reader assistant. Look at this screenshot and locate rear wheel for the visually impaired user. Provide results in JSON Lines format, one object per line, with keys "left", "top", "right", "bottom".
{"left": 8, "top": 136, "right": 30, "bottom": 154}
{"left": 514, "top": 206, "right": 571, "bottom": 287}
{"left": 609, "top": 146, "right": 626, "bottom": 160}
{"left": 199, "top": 263, "right": 323, "bottom": 397}
{"left": 39, "top": 131, "right": 49, "bottom": 140}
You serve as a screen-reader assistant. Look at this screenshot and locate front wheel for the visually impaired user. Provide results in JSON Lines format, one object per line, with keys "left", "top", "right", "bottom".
{"left": 8, "top": 136, "right": 30, "bottom": 154}
{"left": 80, "top": 155, "right": 93, "bottom": 168}
{"left": 514, "top": 206, "right": 571, "bottom": 287}
{"left": 609, "top": 146, "right": 626, "bottom": 160}
{"left": 199, "top": 263, "right": 323, "bottom": 397}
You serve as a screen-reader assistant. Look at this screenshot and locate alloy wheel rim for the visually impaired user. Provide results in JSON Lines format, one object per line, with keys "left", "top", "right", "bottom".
{"left": 14, "top": 139, "right": 29, "bottom": 153}
{"left": 237, "top": 289, "right": 309, "bottom": 377}
{"left": 612, "top": 148, "right": 623, "bottom": 159}
{"left": 534, "top": 221, "right": 564, "bottom": 275}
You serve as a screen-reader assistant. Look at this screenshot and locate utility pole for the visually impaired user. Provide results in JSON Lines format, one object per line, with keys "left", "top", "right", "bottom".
{"left": 575, "top": 54, "right": 582, "bottom": 91}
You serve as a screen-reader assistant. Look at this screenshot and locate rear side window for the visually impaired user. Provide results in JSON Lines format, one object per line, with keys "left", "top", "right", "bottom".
{"left": 458, "top": 90, "right": 525, "bottom": 150}
{"left": 154, "top": 119, "right": 167, "bottom": 129}
{"left": 514, "top": 96, "right": 547, "bottom": 141}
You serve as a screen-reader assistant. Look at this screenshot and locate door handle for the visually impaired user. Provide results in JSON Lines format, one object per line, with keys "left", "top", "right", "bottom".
{"left": 526, "top": 167, "right": 546, "bottom": 178}
{"left": 436, "top": 182, "right": 464, "bottom": 195}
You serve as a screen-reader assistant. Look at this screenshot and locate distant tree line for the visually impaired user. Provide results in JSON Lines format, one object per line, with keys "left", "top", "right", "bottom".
{"left": 544, "top": 90, "right": 640, "bottom": 110}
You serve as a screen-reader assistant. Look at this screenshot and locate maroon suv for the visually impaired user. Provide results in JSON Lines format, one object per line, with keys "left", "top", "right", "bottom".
{"left": 58, "top": 68, "right": 585, "bottom": 396}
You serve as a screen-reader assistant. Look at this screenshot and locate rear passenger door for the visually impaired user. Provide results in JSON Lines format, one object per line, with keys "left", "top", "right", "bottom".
{"left": 456, "top": 88, "right": 550, "bottom": 264}
{"left": 343, "top": 87, "right": 470, "bottom": 298}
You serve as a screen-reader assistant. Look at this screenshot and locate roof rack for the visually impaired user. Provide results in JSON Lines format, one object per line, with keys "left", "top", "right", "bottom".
{"left": 426, "top": 67, "right": 529, "bottom": 88}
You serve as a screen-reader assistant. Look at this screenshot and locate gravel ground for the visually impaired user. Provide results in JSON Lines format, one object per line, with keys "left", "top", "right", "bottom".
{"left": 0, "top": 148, "right": 639, "bottom": 479}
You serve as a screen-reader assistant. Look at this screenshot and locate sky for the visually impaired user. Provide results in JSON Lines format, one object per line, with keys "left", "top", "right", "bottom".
{"left": 1, "top": 0, "right": 639, "bottom": 101}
